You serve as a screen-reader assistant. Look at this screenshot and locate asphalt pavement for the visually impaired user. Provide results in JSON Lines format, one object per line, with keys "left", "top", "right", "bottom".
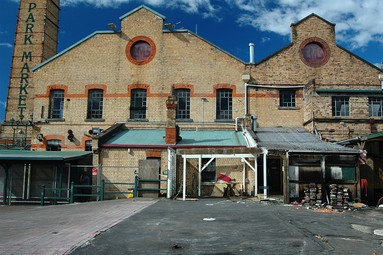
{"left": 71, "top": 198, "right": 383, "bottom": 255}
{"left": 2, "top": 198, "right": 383, "bottom": 255}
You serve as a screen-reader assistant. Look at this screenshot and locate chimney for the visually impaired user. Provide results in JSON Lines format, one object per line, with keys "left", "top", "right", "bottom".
{"left": 249, "top": 43, "right": 255, "bottom": 64}
{"left": 165, "top": 95, "right": 177, "bottom": 144}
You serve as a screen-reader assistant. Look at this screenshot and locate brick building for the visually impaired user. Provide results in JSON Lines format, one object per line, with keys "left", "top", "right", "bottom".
{"left": 1, "top": 1, "right": 383, "bottom": 204}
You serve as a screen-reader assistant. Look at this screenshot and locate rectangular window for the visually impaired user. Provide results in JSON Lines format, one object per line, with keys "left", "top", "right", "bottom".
{"left": 48, "top": 90, "right": 64, "bottom": 119}
{"left": 280, "top": 90, "right": 296, "bottom": 108}
{"left": 369, "top": 97, "right": 383, "bottom": 117}
{"left": 130, "top": 89, "right": 147, "bottom": 120}
{"left": 85, "top": 140, "right": 92, "bottom": 151}
{"left": 332, "top": 96, "right": 349, "bottom": 116}
{"left": 175, "top": 89, "right": 190, "bottom": 119}
{"left": 87, "top": 89, "right": 103, "bottom": 119}
{"left": 46, "top": 139, "right": 61, "bottom": 151}
{"left": 201, "top": 158, "right": 216, "bottom": 182}
{"left": 216, "top": 89, "right": 232, "bottom": 120}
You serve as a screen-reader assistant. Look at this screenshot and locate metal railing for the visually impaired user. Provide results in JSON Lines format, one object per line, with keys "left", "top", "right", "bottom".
{"left": 134, "top": 176, "right": 168, "bottom": 198}
{"left": 40, "top": 178, "right": 168, "bottom": 206}
{"left": 0, "top": 137, "right": 31, "bottom": 150}
{"left": 40, "top": 185, "right": 71, "bottom": 206}
{"left": 103, "top": 181, "right": 135, "bottom": 198}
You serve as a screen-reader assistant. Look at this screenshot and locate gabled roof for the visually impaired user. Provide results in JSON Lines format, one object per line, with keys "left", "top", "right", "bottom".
{"left": 290, "top": 13, "right": 335, "bottom": 27}
{"left": 255, "top": 128, "right": 358, "bottom": 154}
{"left": 336, "top": 44, "right": 382, "bottom": 71}
{"left": 33, "top": 5, "right": 244, "bottom": 71}
{"left": 257, "top": 14, "right": 382, "bottom": 71}
{"left": 33, "top": 31, "right": 116, "bottom": 71}
{"left": 119, "top": 5, "right": 165, "bottom": 20}
{"left": 163, "top": 29, "right": 244, "bottom": 64}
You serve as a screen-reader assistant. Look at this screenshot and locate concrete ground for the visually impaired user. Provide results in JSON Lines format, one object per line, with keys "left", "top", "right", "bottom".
{"left": 2, "top": 198, "right": 383, "bottom": 255}
{"left": 0, "top": 199, "right": 156, "bottom": 255}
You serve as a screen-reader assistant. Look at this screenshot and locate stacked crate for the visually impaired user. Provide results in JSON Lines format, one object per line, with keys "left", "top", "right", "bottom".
{"left": 303, "top": 183, "right": 322, "bottom": 206}
{"left": 329, "top": 184, "right": 350, "bottom": 206}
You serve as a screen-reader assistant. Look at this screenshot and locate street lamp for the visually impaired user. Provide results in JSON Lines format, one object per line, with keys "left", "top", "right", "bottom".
{"left": 9, "top": 114, "right": 33, "bottom": 148}
{"left": 10, "top": 118, "right": 19, "bottom": 146}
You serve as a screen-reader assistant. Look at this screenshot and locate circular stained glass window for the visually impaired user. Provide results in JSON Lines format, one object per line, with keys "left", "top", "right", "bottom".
{"left": 130, "top": 41, "right": 152, "bottom": 62}
{"left": 299, "top": 38, "right": 330, "bottom": 68}
{"left": 126, "top": 36, "right": 156, "bottom": 65}
{"left": 302, "top": 43, "right": 325, "bottom": 65}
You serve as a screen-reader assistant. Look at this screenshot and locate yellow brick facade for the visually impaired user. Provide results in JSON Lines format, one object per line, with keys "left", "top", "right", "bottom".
{"left": 2, "top": 5, "right": 383, "bottom": 201}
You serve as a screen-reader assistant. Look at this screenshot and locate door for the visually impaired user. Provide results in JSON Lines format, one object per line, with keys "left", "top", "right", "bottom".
{"left": 138, "top": 159, "right": 160, "bottom": 198}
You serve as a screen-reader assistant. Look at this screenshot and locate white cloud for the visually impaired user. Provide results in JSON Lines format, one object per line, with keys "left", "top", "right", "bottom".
{"left": 261, "top": 37, "right": 270, "bottom": 43}
{"left": 61, "top": 0, "right": 219, "bottom": 18}
{"left": 59, "top": 0, "right": 383, "bottom": 50}
{"left": 230, "top": 0, "right": 383, "bottom": 49}
{"left": 0, "top": 43, "right": 12, "bottom": 48}
{"left": 0, "top": 101, "right": 6, "bottom": 114}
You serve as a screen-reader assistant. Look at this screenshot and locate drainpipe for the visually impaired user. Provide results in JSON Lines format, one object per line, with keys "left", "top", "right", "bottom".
{"left": 245, "top": 83, "right": 249, "bottom": 115}
{"left": 261, "top": 147, "right": 268, "bottom": 199}
{"left": 284, "top": 151, "right": 290, "bottom": 204}
{"left": 182, "top": 156, "right": 187, "bottom": 201}
{"left": 254, "top": 154, "right": 258, "bottom": 196}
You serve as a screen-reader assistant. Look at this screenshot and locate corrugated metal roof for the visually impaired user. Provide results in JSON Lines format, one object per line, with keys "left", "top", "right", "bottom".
{"left": 0, "top": 150, "right": 92, "bottom": 161}
{"left": 105, "top": 129, "right": 246, "bottom": 147}
{"left": 255, "top": 128, "right": 358, "bottom": 154}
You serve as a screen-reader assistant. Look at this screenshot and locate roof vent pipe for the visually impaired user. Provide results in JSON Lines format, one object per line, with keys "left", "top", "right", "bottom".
{"left": 249, "top": 43, "right": 255, "bottom": 64}
{"left": 251, "top": 115, "right": 257, "bottom": 132}
{"left": 379, "top": 73, "right": 383, "bottom": 89}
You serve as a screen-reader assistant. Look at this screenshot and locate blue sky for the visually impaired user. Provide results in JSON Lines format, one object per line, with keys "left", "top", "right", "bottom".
{"left": 1, "top": 0, "right": 383, "bottom": 122}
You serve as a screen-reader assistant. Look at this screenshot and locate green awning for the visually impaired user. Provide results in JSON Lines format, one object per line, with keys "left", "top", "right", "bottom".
{"left": 316, "top": 89, "right": 383, "bottom": 94}
{"left": 0, "top": 150, "right": 92, "bottom": 162}
{"left": 367, "top": 131, "right": 383, "bottom": 140}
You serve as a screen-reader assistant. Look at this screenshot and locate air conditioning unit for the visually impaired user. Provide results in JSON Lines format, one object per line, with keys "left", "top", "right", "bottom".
{"left": 89, "top": 127, "right": 101, "bottom": 135}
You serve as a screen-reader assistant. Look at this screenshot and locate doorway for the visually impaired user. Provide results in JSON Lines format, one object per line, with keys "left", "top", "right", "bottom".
{"left": 257, "top": 158, "right": 282, "bottom": 195}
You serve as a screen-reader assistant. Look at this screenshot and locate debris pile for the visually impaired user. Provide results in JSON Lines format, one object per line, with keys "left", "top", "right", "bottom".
{"left": 296, "top": 183, "right": 355, "bottom": 212}
{"left": 329, "top": 184, "right": 351, "bottom": 207}
{"left": 303, "top": 183, "right": 322, "bottom": 206}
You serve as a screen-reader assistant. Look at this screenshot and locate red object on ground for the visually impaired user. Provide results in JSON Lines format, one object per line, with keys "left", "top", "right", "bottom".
{"left": 217, "top": 173, "right": 231, "bottom": 183}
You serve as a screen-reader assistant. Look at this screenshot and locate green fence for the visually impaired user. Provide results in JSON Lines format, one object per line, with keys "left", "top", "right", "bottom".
{"left": 134, "top": 176, "right": 168, "bottom": 198}
{"left": 40, "top": 177, "right": 168, "bottom": 206}
{"left": 40, "top": 185, "right": 71, "bottom": 206}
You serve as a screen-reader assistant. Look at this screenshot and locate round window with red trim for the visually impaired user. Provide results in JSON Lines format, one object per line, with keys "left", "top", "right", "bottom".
{"left": 126, "top": 36, "right": 156, "bottom": 65}
{"left": 299, "top": 38, "right": 330, "bottom": 68}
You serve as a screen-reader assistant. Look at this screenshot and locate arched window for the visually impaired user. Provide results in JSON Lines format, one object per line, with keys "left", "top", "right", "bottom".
{"left": 175, "top": 89, "right": 190, "bottom": 120}
{"left": 85, "top": 140, "right": 92, "bottom": 151}
{"left": 130, "top": 89, "right": 147, "bottom": 120}
{"left": 46, "top": 139, "right": 61, "bottom": 151}
{"left": 87, "top": 89, "right": 103, "bottom": 119}
{"left": 216, "top": 89, "right": 232, "bottom": 120}
{"left": 48, "top": 90, "right": 64, "bottom": 119}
